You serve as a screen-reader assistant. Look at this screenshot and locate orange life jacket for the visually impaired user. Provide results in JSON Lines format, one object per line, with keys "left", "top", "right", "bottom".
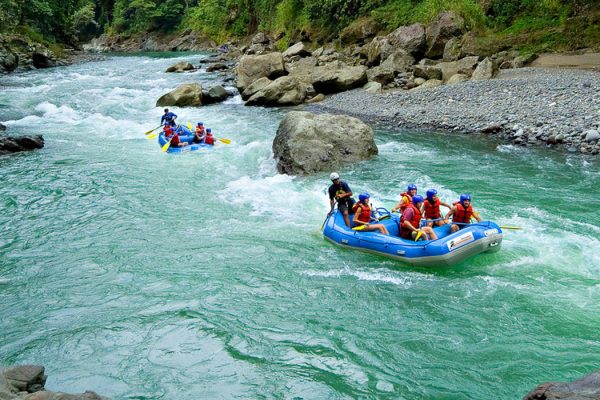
{"left": 452, "top": 202, "right": 473, "bottom": 224}
{"left": 400, "top": 204, "right": 422, "bottom": 238}
{"left": 424, "top": 198, "right": 441, "bottom": 219}
{"left": 204, "top": 132, "right": 214, "bottom": 145}
{"left": 355, "top": 202, "right": 372, "bottom": 223}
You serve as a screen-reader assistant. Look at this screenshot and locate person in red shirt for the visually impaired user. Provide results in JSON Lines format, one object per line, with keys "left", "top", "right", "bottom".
{"left": 445, "top": 194, "right": 482, "bottom": 233}
{"left": 400, "top": 195, "right": 437, "bottom": 241}
{"left": 164, "top": 125, "right": 188, "bottom": 148}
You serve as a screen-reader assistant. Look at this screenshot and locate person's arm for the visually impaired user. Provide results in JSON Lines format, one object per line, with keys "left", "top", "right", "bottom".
{"left": 444, "top": 206, "right": 456, "bottom": 222}
{"left": 352, "top": 207, "right": 368, "bottom": 226}
{"left": 401, "top": 208, "right": 418, "bottom": 232}
{"left": 391, "top": 201, "right": 402, "bottom": 213}
{"left": 473, "top": 210, "right": 482, "bottom": 222}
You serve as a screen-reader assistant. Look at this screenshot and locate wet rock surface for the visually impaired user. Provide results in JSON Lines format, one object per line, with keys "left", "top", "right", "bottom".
{"left": 0, "top": 134, "right": 44, "bottom": 155}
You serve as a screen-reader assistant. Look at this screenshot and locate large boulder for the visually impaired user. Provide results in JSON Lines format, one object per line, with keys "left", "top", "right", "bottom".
{"left": 311, "top": 65, "right": 368, "bottom": 94}
{"left": 425, "top": 11, "right": 465, "bottom": 58}
{"left": 156, "top": 83, "right": 202, "bottom": 107}
{"left": 523, "top": 369, "right": 600, "bottom": 400}
{"left": 165, "top": 61, "right": 194, "bottom": 73}
{"left": 0, "top": 365, "right": 110, "bottom": 399}
{"left": 387, "top": 23, "right": 427, "bottom": 58}
{"left": 241, "top": 77, "right": 272, "bottom": 100}
{"left": 364, "top": 36, "right": 395, "bottom": 66}
{"left": 272, "top": 111, "right": 378, "bottom": 175}
{"left": 443, "top": 37, "right": 462, "bottom": 62}
{"left": 0, "top": 47, "right": 19, "bottom": 72}
{"left": 413, "top": 65, "right": 443, "bottom": 81}
{"left": 234, "top": 52, "right": 286, "bottom": 92}
{"left": 437, "top": 56, "right": 479, "bottom": 81}
{"left": 380, "top": 50, "right": 415, "bottom": 73}
{"left": 0, "top": 135, "right": 44, "bottom": 155}
{"left": 246, "top": 76, "right": 314, "bottom": 106}
{"left": 282, "top": 42, "right": 311, "bottom": 58}
{"left": 202, "top": 85, "right": 228, "bottom": 104}
{"left": 472, "top": 57, "right": 498, "bottom": 80}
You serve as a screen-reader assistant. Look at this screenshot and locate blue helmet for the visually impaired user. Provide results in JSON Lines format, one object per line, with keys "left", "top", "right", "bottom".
{"left": 197, "top": 121, "right": 204, "bottom": 126}
{"left": 359, "top": 192, "right": 370, "bottom": 202}
{"left": 459, "top": 194, "right": 471, "bottom": 203}
{"left": 206, "top": 128, "right": 212, "bottom": 132}
{"left": 412, "top": 195, "right": 424, "bottom": 205}
{"left": 426, "top": 189, "right": 437, "bottom": 200}
{"left": 407, "top": 184, "right": 417, "bottom": 192}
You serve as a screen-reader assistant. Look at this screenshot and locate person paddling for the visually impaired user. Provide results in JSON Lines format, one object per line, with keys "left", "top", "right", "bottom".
{"left": 193, "top": 122, "right": 205, "bottom": 144}
{"left": 392, "top": 184, "right": 418, "bottom": 213}
{"left": 161, "top": 108, "right": 178, "bottom": 127}
{"left": 204, "top": 128, "right": 215, "bottom": 145}
{"left": 164, "top": 125, "right": 188, "bottom": 148}
{"left": 423, "top": 189, "right": 452, "bottom": 227}
{"left": 445, "top": 194, "right": 482, "bottom": 233}
{"left": 327, "top": 172, "right": 355, "bottom": 227}
{"left": 400, "top": 195, "right": 437, "bottom": 241}
{"left": 352, "top": 193, "right": 389, "bottom": 235}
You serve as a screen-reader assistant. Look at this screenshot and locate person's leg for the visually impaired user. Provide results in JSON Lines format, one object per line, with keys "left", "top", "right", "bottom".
{"left": 342, "top": 210, "right": 351, "bottom": 227}
{"left": 423, "top": 226, "right": 437, "bottom": 240}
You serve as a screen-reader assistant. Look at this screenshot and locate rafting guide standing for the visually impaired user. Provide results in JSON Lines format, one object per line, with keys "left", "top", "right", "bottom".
{"left": 328, "top": 172, "right": 355, "bottom": 227}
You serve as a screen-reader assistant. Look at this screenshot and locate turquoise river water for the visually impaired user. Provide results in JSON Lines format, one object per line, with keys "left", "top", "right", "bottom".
{"left": 1, "top": 53, "right": 599, "bottom": 399}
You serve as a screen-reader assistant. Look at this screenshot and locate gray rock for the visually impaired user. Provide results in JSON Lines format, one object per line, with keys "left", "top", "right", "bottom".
{"left": 523, "top": 369, "right": 600, "bottom": 400}
{"left": 443, "top": 37, "right": 462, "bottom": 62}
{"left": 273, "top": 111, "right": 377, "bottom": 175}
{"left": 0, "top": 135, "right": 44, "bottom": 155}
{"left": 584, "top": 129, "right": 600, "bottom": 142}
{"left": 246, "top": 76, "right": 313, "bottom": 106}
{"left": 363, "top": 81, "right": 382, "bottom": 93}
{"left": 312, "top": 65, "right": 368, "bottom": 94}
{"left": 472, "top": 57, "right": 498, "bottom": 80}
{"left": 165, "top": 61, "right": 194, "bottom": 73}
{"left": 306, "top": 93, "right": 326, "bottom": 103}
{"left": 234, "top": 53, "right": 285, "bottom": 92}
{"left": 241, "top": 77, "right": 272, "bottom": 100}
{"left": 251, "top": 32, "right": 270, "bottom": 44}
{"left": 206, "top": 63, "right": 228, "bottom": 72}
{"left": 283, "top": 42, "right": 311, "bottom": 58}
{"left": 386, "top": 23, "right": 427, "bottom": 58}
{"left": 202, "top": 85, "right": 228, "bottom": 104}
{"left": 413, "top": 79, "right": 443, "bottom": 89}
{"left": 413, "top": 65, "right": 443, "bottom": 81}
{"left": 0, "top": 123, "right": 6, "bottom": 131}
{"left": 446, "top": 73, "right": 469, "bottom": 84}
{"left": 425, "top": 11, "right": 465, "bottom": 58}
{"left": 437, "top": 56, "right": 479, "bottom": 81}
{"left": 156, "top": 83, "right": 202, "bottom": 107}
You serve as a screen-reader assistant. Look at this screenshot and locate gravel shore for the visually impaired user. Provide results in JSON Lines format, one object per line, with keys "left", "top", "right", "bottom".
{"left": 311, "top": 67, "right": 600, "bottom": 155}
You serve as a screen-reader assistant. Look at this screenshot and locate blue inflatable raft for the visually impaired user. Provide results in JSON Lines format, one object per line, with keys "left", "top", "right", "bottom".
{"left": 322, "top": 208, "right": 503, "bottom": 267}
{"left": 158, "top": 125, "right": 214, "bottom": 153}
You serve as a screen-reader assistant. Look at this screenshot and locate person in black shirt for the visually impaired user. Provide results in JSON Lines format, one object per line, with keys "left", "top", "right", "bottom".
{"left": 327, "top": 172, "right": 355, "bottom": 227}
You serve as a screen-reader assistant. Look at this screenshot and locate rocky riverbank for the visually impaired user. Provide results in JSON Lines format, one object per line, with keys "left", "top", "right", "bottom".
{"left": 310, "top": 67, "right": 600, "bottom": 155}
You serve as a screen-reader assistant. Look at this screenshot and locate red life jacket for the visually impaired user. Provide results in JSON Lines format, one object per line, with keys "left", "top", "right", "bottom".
{"left": 452, "top": 202, "right": 473, "bottom": 224}
{"left": 399, "top": 191, "right": 412, "bottom": 210}
{"left": 424, "top": 198, "right": 441, "bottom": 219}
{"left": 170, "top": 133, "right": 180, "bottom": 146}
{"left": 204, "top": 133, "right": 214, "bottom": 145}
{"left": 400, "top": 204, "right": 422, "bottom": 238}
{"left": 355, "top": 202, "right": 372, "bottom": 223}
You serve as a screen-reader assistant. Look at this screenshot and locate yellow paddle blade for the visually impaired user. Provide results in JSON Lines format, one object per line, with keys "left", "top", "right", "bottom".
{"left": 217, "top": 137, "right": 231, "bottom": 144}
{"left": 161, "top": 140, "right": 172, "bottom": 152}
{"left": 499, "top": 225, "right": 522, "bottom": 230}
{"left": 414, "top": 230, "right": 423, "bottom": 241}
{"left": 146, "top": 133, "right": 158, "bottom": 139}
{"left": 145, "top": 125, "right": 162, "bottom": 135}
{"left": 352, "top": 225, "right": 366, "bottom": 231}
{"left": 187, "top": 122, "right": 192, "bottom": 130}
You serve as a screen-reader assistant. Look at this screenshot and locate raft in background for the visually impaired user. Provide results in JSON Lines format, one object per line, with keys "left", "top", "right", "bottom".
{"left": 158, "top": 125, "right": 214, "bottom": 153}
{"left": 322, "top": 208, "right": 503, "bottom": 267}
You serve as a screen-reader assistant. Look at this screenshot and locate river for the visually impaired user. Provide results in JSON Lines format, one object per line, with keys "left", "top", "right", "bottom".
{"left": 1, "top": 53, "right": 599, "bottom": 399}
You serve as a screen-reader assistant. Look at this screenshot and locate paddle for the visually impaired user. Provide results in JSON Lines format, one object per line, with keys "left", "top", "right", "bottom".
{"left": 146, "top": 132, "right": 159, "bottom": 140}
{"left": 414, "top": 230, "right": 423, "bottom": 241}
{"left": 187, "top": 122, "right": 193, "bottom": 130}
{"left": 217, "top": 137, "right": 231, "bottom": 144}
{"left": 352, "top": 224, "right": 367, "bottom": 231}
{"left": 321, "top": 200, "right": 337, "bottom": 231}
{"left": 161, "top": 137, "right": 172, "bottom": 152}
{"left": 499, "top": 226, "right": 522, "bottom": 230}
{"left": 145, "top": 125, "right": 163, "bottom": 135}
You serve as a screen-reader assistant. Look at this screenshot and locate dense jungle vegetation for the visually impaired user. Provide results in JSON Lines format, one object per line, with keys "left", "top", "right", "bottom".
{"left": 0, "top": 0, "right": 599, "bottom": 51}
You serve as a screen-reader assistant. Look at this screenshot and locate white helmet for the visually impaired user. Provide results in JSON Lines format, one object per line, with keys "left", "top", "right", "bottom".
{"left": 329, "top": 172, "right": 340, "bottom": 181}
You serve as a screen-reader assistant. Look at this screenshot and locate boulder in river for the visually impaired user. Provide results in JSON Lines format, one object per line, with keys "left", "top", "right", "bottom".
{"left": 0, "top": 135, "right": 44, "bottom": 155}
{"left": 165, "top": 61, "right": 194, "bottom": 73}
{"left": 1, "top": 364, "right": 110, "bottom": 399}
{"left": 523, "top": 368, "right": 600, "bottom": 400}
{"left": 156, "top": 83, "right": 202, "bottom": 107}
{"left": 272, "top": 111, "right": 377, "bottom": 175}
{"left": 202, "top": 85, "right": 228, "bottom": 104}
{"left": 246, "top": 76, "right": 314, "bottom": 106}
